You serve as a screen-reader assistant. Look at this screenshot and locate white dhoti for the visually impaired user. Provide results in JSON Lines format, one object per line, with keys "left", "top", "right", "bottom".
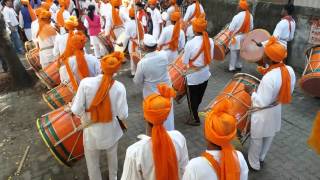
{"left": 90, "top": 36, "right": 107, "bottom": 58}
{"left": 248, "top": 136, "right": 274, "bottom": 170}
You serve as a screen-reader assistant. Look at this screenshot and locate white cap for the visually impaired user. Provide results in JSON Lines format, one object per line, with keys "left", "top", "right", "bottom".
{"left": 143, "top": 34, "right": 157, "bottom": 47}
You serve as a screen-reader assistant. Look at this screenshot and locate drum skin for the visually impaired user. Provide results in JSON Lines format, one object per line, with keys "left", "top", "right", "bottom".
{"left": 36, "top": 60, "right": 61, "bottom": 89}
{"left": 240, "top": 29, "right": 270, "bottom": 63}
{"left": 300, "top": 46, "right": 320, "bottom": 97}
{"left": 43, "top": 83, "right": 74, "bottom": 110}
{"left": 168, "top": 54, "right": 188, "bottom": 102}
{"left": 214, "top": 28, "right": 231, "bottom": 61}
{"left": 26, "top": 48, "right": 41, "bottom": 71}
{"left": 37, "top": 107, "right": 84, "bottom": 167}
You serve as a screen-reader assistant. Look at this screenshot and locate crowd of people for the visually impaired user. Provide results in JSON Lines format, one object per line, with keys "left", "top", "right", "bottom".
{"left": 1, "top": 0, "right": 303, "bottom": 179}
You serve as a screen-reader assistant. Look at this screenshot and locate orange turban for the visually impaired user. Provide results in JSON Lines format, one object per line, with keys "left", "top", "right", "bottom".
{"left": 35, "top": 7, "right": 43, "bottom": 17}
{"left": 264, "top": 36, "right": 287, "bottom": 63}
{"left": 170, "top": 0, "right": 176, "bottom": 5}
{"left": 170, "top": 10, "right": 180, "bottom": 22}
{"left": 110, "top": 0, "right": 121, "bottom": 6}
{"left": 37, "top": 11, "right": 56, "bottom": 39}
{"left": 111, "top": 3, "right": 123, "bottom": 27}
{"left": 21, "top": 0, "right": 37, "bottom": 21}
{"left": 239, "top": 0, "right": 248, "bottom": 10}
{"left": 41, "top": 2, "right": 51, "bottom": 11}
{"left": 64, "top": 16, "right": 79, "bottom": 31}
{"left": 167, "top": 11, "right": 181, "bottom": 51}
{"left": 129, "top": 7, "right": 135, "bottom": 18}
{"left": 143, "top": 83, "right": 179, "bottom": 180}
{"left": 70, "top": 32, "right": 89, "bottom": 80}
{"left": 204, "top": 100, "right": 240, "bottom": 180}
{"left": 308, "top": 111, "right": 320, "bottom": 155}
{"left": 192, "top": 13, "right": 207, "bottom": 33}
{"left": 148, "top": 0, "right": 157, "bottom": 6}
{"left": 87, "top": 52, "right": 124, "bottom": 123}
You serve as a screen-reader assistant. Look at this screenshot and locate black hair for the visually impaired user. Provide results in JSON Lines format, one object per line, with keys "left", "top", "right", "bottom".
{"left": 284, "top": 4, "right": 294, "bottom": 15}
{"left": 88, "top": 5, "right": 95, "bottom": 21}
{"left": 136, "top": 2, "right": 144, "bottom": 8}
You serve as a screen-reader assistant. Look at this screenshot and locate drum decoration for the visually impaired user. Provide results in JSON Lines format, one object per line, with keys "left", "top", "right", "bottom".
{"left": 214, "top": 25, "right": 232, "bottom": 61}
{"left": 26, "top": 48, "right": 42, "bottom": 71}
{"left": 203, "top": 73, "right": 260, "bottom": 144}
{"left": 35, "top": 60, "right": 61, "bottom": 89}
{"left": 240, "top": 29, "right": 271, "bottom": 63}
{"left": 300, "top": 46, "right": 320, "bottom": 97}
{"left": 42, "top": 83, "right": 74, "bottom": 110}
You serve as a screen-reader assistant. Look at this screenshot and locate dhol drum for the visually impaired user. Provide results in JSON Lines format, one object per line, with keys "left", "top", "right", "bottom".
{"left": 204, "top": 73, "right": 260, "bottom": 144}
{"left": 24, "top": 41, "right": 35, "bottom": 52}
{"left": 240, "top": 29, "right": 271, "bottom": 63}
{"left": 214, "top": 25, "right": 232, "bottom": 61}
{"left": 37, "top": 106, "right": 84, "bottom": 167}
{"left": 36, "top": 60, "right": 61, "bottom": 89}
{"left": 300, "top": 46, "right": 320, "bottom": 97}
{"left": 168, "top": 53, "right": 188, "bottom": 103}
{"left": 98, "top": 32, "right": 114, "bottom": 54}
{"left": 43, "top": 83, "right": 74, "bottom": 110}
{"left": 26, "top": 48, "right": 42, "bottom": 71}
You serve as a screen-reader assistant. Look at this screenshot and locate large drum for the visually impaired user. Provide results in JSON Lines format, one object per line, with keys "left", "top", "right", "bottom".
{"left": 300, "top": 46, "right": 320, "bottom": 97}
{"left": 204, "top": 73, "right": 260, "bottom": 144}
{"left": 240, "top": 29, "right": 271, "bottom": 63}
{"left": 214, "top": 26, "right": 232, "bottom": 61}
{"left": 168, "top": 53, "right": 188, "bottom": 103}
{"left": 26, "top": 48, "right": 41, "bottom": 71}
{"left": 97, "top": 32, "right": 114, "bottom": 54}
{"left": 43, "top": 83, "right": 74, "bottom": 110}
{"left": 37, "top": 107, "right": 84, "bottom": 167}
{"left": 24, "top": 41, "right": 36, "bottom": 52}
{"left": 36, "top": 60, "right": 61, "bottom": 89}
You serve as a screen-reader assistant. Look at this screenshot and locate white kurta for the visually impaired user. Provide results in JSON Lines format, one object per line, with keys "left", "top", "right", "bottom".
{"left": 251, "top": 66, "right": 296, "bottom": 138}
{"left": 273, "top": 18, "right": 296, "bottom": 48}
{"left": 183, "top": 35, "right": 214, "bottom": 85}
{"left": 182, "top": 150, "right": 249, "bottom": 180}
{"left": 183, "top": 3, "right": 204, "bottom": 22}
{"left": 71, "top": 76, "right": 128, "bottom": 150}
{"left": 157, "top": 24, "right": 185, "bottom": 63}
{"left": 133, "top": 51, "right": 175, "bottom": 130}
{"left": 38, "top": 35, "right": 58, "bottom": 68}
{"left": 104, "top": 6, "right": 129, "bottom": 38}
{"left": 146, "top": 7, "right": 163, "bottom": 40}
{"left": 31, "top": 19, "right": 39, "bottom": 45}
{"left": 53, "top": 32, "right": 68, "bottom": 57}
{"left": 228, "top": 11, "right": 253, "bottom": 50}
{"left": 121, "top": 130, "right": 189, "bottom": 180}
{"left": 59, "top": 54, "right": 101, "bottom": 85}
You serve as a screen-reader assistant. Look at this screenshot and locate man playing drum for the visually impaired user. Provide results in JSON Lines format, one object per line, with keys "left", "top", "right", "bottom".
{"left": 121, "top": 84, "right": 189, "bottom": 180}
{"left": 164, "top": 0, "right": 178, "bottom": 27}
{"left": 227, "top": 0, "right": 253, "bottom": 73}
{"left": 183, "top": 99, "right": 249, "bottom": 180}
{"left": 158, "top": 10, "right": 185, "bottom": 64}
{"left": 183, "top": 14, "right": 214, "bottom": 126}
{"left": 246, "top": 36, "right": 296, "bottom": 171}
{"left": 71, "top": 52, "right": 128, "bottom": 180}
{"left": 183, "top": 0, "right": 204, "bottom": 41}
{"left": 133, "top": 34, "right": 175, "bottom": 130}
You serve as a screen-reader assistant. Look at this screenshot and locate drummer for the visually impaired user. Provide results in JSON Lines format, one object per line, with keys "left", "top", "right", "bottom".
{"left": 146, "top": 0, "right": 163, "bottom": 40}
{"left": 183, "top": 0, "right": 204, "bottom": 40}
{"left": 227, "top": 0, "right": 253, "bottom": 73}
{"left": 164, "top": 0, "right": 179, "bottom": 27}
{"left": 246, "top": 36, "right": 296, "bottom": 171}
{"left": 157, "top": 10, "right": 185, "bottom": 63}
{"left": 183, "top": 14, "right": 214, "bottom": 126}
{"left": 71, "top": 52, "right": 128, "bottom": 180}
{"left": 133, "top": 34, "right": 175, "bottom": 130}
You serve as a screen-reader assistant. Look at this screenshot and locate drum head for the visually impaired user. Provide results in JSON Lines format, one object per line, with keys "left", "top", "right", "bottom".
{"left": 300, "top": 73, "right": 320, "bottom": 97}
{"left": 240, "top": 29, "right": 270, "bottom": 63}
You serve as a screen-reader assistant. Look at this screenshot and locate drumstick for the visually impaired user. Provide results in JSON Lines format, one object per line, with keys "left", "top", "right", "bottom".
{"left": 251, "top": 39, "right": 263, "bottom": 47}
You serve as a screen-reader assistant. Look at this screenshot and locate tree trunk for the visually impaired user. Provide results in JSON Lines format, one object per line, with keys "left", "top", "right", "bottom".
{"left": 0, "top": 15, "right": 33, "bottom": 89}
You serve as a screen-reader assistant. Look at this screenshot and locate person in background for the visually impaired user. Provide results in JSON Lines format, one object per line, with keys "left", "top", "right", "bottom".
{"left": 55, "top": 0, "right": 70, "bottom": 34}
{"left": 84, "top": 5, "right": 106, "bottom": 59}
{"left": 19, "top": 0, "right": 36, "bottom": 41}
{"left": 146, "top": 0, "right": 162, "bottom": 40}
{"left": 136, "top": 1, "right": 147, "bottom": 32}
{"left": 2, "top": 0, "right": 25, "bottom": 54}
{"left": 165, "top": 0, "right": 178, "bottom": 27}
{"left": 99, "top": 0, "right": 112, "bottom": 29}
{"left": 31, "top": 7, "right": 42, "bottom": 46}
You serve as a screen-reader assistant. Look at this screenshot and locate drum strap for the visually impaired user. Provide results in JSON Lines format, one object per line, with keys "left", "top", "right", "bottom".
{"left": 201, "top": 152, "right": 221, "bottom": 179}
{"left": 40, "top": 45, "right": 54, "bottom": 52}
{"left": 189, "top": 46, "right": 203, "bottom": 68}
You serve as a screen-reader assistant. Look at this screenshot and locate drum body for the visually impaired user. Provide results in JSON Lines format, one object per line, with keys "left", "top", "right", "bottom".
{"left": 43, "top": 83, "right": 74, "bottom": 110}
{"left": 37, "top": 107, "right": 84, "bottom": 167}
{"left": 26, "top": 48, "right": 41, "bottom": 71}
{"left": 214, "top": 27, "right": 231, "bottom": 61}
{"left": 300, "top": 46, "right": 320, "bottom": 97}
{"left": 98, "top": 32, "right": 114, "bottom": 53}
{"left": 25, "top": 41, "right": 35, "bottom": 52}
{"left": 205, "top": 73, "right": 260, "bottom": 143}
{"left": 36, "top": 60, "right": 61, "bottom": 89}
{"left": 240, "top": 29, "right": 271, "bottom": 63}
{"left": 168, "top": 54, "right": 187, "bottom": 103}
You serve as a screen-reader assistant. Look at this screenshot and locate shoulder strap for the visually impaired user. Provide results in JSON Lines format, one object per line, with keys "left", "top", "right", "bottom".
{"left": 189, "top": 45, "right": 203, "bottom": 67}
{"left": 201, "top": 152, "right": 221, "bottom": 179}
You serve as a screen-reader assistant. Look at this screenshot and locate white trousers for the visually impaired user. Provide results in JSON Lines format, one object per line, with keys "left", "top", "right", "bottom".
{"left": 90, "top": 36, "right": 107, "bottom": 59}
{"left": 24, "top": 28, "right": 32, "bottom": 41}
{"left": 130, "top": 56, "right": 137, "bottom": 76}
{"left": 229, "top": 50, "right": 242, "bottom": 71}
{"left": 84, "top": 142, "right": 118, "bottom": 180}
{"left": 248, "top": 136, "right": 274, "bottom": 170}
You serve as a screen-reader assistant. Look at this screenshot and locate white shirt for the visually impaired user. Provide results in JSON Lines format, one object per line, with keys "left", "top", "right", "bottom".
{"left": 182, "top": 150, "right": 249, "bottom": 180}
{"left": 121, "top": 130, "right": 189, "bottom": 180}
{"left": 228, "top": 11, "right": 254, "bottom": 50}
{"left": 251, "top": 66, "right": 296, "bottom": 138}
{"left": 146, "top": 7, "right": 162, "bottom": 40}
{"left": 71, "top": 76, "right": 128, "bottom": 150}
{"left": 273, "top": 18, "right": 296, "bottom": 46}
{"left": 124, "top": 19, "right": 141, "bottom": 54}
{"left": 133, "top": 51, "right": 171, "bottom": 98}
{"left": 158, "top": 24, "right": 185, "bottom": 63}
{"left": 183, "top": 3, "right": 204, "bottom": 22}
{"left": 59, "top": 54, "right": 101, "bottom": 85}
{"left": 53, "top": 32, "right": 68, "bottom": 57}
{"left": 104, "top": 6, "right": 129, "bottom": 37}
{"left": 2, "top": 6, "right": 19, "bottom": 27}
{"left": 183, "top": 35, "right": 214, "bottom": 85}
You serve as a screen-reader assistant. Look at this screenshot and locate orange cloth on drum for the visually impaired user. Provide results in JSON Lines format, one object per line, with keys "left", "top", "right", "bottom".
{"left": 167, "top": 11, "right": 181, "bottom": 51}
{"left": 308, "top": 111, "right": 320, "bottom": 155}
{"left": 112, "top": 6, "right": 123, "bottom": 26}
{"left": 87, "top": 52, "right": 124, "bottom": 123}
{"left": 192, "top": 14, "right": 211, "bottom": 65}
{"left": 148, "top": 0, "right": 157, "bottom": 6}
{"left": 21, "top": 0, "right": 37, "bottom": 21}
{"left": 111, "top": 0, "right": 122, "bottom": 6}
{"left": 37, "top": 11, "right": 56, "bottom": 39}
{"left": 239, "top": 0, "right": 248, "bottom": 10}
{"left": 64, "top": 16, "right": 78, "bottom": 31}
{"left": 143, "top": 83, "right": 179, "bottom": 180}
{"left": 204, "top": 99, "right": 240, "bottom": 180}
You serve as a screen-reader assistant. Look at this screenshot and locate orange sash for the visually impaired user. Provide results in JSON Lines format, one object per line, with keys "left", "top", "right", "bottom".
{"left": 202, "top": 152, "right": 221, "bottom": 179}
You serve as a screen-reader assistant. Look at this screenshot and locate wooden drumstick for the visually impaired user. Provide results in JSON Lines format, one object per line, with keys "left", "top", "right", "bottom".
{"left": 251, "top": 39, "right": 263, "bottom": 47}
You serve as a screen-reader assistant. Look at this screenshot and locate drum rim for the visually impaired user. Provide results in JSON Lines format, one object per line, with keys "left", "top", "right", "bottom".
{"left": 233, "top": 73, "right": 261, "bottom": 83}
{"left": 213, "top": 43, "right": 227, "bottom": 60}
{"left": 42, "top": 93, "right": 58, "bottom": 110}
{"left": 305, "top": 45, "right": 320, "bottom": 57}
{"left": 299, "top": 73, "right": 320, "bottom": 97}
